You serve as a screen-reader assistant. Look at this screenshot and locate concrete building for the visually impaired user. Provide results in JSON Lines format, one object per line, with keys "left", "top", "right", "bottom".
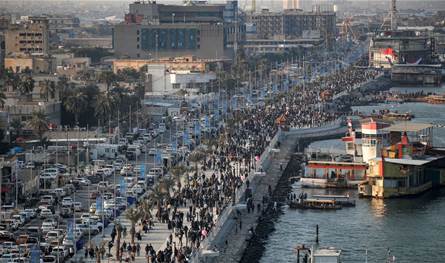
{"left": 0, "top": 34, "right": 4, "bottom": 75}
{"left": 113, "top": 1, "right": 244, "bottom": 60}
{"left": 45, "top": 15, "right": 80, "bottom": 45}
{"left": 56, "top": 57, "right": 91, "bottom": 78}
{"left": 283, "top": 0, "right": 300, "bottom": 10}
{"left": 246, "top": 9, "right": 336, "bottom": 48}
{"left": 114, "top": 23, "right": 227, "bottom": 59}
{"left": 47, "top": 15, "right": 80, "bottom": 31}
{"left": 63, "top": 37, "right": 112, "bottom": 49}
{"left": 5, "top": 16, "right": 49, "bottom": 57}
{"left": 243, "top": 38, "right": 323, "bottom": 54}
{"left": 145, "top": 64, "right": 216, "bottom": 95}
{"left": 112, "top": 56, "right": 225, "bottom": 73}
{"left": 4, "top": 56, "right": 55, "bottom": 74}
{"left": 369, "top": 30, "right": 434, "bottom": 69}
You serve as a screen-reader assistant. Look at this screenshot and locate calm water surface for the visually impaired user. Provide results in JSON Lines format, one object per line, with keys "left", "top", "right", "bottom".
{"left": 260, "top": 86, "right": 445, "bottom": 263}
{"left": 260, "top": 186, "right": 445, "bottom": 263}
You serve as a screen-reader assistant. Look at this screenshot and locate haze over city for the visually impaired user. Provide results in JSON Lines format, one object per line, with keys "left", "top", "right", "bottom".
{"left": 0, "top": 0, "right": 445, "bottom": 263}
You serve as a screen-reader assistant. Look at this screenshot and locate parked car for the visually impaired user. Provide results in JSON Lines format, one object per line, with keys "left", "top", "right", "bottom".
{"left": 61, "top": 197, "right": 73, "bottom": 207}
{"left": 39, "top": 208, "right": 53, "bottom": 219}
{"left": 23, "top": 208, "right": 37, "bottom": 219}
{"left": 73, "top": 202, "right": 82, "bottom": 212}
{"left": 51, "top": 246, "right": 68, "bottom": 260}
{"left": 41, "top": 222, "right": 55, "bottom": 234}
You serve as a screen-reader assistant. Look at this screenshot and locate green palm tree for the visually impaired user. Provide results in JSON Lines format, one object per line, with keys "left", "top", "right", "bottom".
{"left": 64, "top": 89, "right": 88, "bottom": 124}
{"left": 0, "top": 91, "right": 6, "bottom": 108}
{"left": 125, "top": 207, "right": 143, "bottom": 244}
{"left": 95, "top": 93, "right": 115, "bottom": 127}
{"left": 40, "top": 79, "right": 56, "bottom": 101}
{"left": 28, "top": 110, "right": 49, "bottom": 144}
{"left": 139, "top": 199, "right": 154, "bottom": 222}
{"left": 19, "top": 76, "right": 35, "bottom": 99}
{"left": 170, "top": 165, "right": 190, "bottom": 191}
{"left": 10, "top": 118, "right": 23, "bottom": 136}
{"left": 114, "top": 222, "right": 123, "bottom": 260}
{"left": 187, "top": 149, "right": 206, "bottom": 185}
{"left": 149, "top": 183, "right": 168, "bottom": 220}
{"left": 4, "top": 69, "right": 20, "bottom": 91}
{"left": 99, "top": 71, "right": 118, "bottom": 93}
{"left": 159, "top": 177, "right": 174, "bottom": 195}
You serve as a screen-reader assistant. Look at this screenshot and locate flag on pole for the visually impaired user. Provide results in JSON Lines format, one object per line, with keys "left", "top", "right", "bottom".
{"left": 119, "top": 177, "right": 127, "bottom": 194}
{"left": 194, "top": 121, "right": 201, "bottom": 136}
{"left": 183, "top": 131, "right": 190, "bottom": 146}
{"left": 67, "top": 219, "right": 74, "bottom": 240}
{"left": 139, "top": 164, "right": 145, "bottom": 179}
{"left": 30, "top": 245, "right": 40, "bottom": 263}
{"left": 171, "top": 139, "right": 177, "bottom": 154}
{"left": 231, "top": 98, "right": 237, "bottom": 110}
{"left": 96, "top": 196, "right": 102, "bottom": 213}
{"left": 204, "top": 115, "right": 210, "bottom": 128}
{"left": 155, "top": 149, "right": 162, "bottom": 165}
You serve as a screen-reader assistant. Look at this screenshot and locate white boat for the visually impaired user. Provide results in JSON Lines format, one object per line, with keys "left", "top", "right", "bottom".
{"left": 311, "top": 247, "right": 342, "bottom": 263}
{"left": 300, "top": 178, "right": 328, "bottom": 188}
{"left": 296, "top": 225, "right": 342, "bottom": 263}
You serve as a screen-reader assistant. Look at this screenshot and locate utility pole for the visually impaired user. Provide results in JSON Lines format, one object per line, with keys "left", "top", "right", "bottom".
{"left": 129, "top": 105, "right": 132, "bottom": 134}
{"left": 390, "top": 0, "right": 397, "bottom": 31}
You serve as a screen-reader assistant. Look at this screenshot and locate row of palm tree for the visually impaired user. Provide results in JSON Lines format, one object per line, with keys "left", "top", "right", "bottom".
{"left": 117, "top": 163, "right": 195, "bottom": 260}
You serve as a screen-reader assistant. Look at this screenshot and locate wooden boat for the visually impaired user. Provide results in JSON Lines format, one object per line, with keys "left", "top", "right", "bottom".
{"left": 312, "top": 194, "right": 356, "bottom": 207}
{"left": 425, "top": 95, "right": 445, "bottom": 104}
{"left": 295, "top": 225, "right": 342, "bottom": 263}
{"left": 381, "top": 112, "right": 413, "bottom": 121}
{"left": 289, "top": 199, "right": 342, "bottom": 210}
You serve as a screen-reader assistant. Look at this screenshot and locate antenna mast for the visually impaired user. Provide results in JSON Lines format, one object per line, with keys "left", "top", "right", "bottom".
{"left": 390, "top": 0, "right": 397, "bottom": 30}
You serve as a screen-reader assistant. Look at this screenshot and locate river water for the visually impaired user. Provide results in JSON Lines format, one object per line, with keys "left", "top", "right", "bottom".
{"left": 260, "top": 85, "right": 445, "bottom": 263}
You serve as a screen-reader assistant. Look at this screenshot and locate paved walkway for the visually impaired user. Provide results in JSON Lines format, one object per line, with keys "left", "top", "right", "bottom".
{"left": 208, "top": 135, "right": 298, "bottom": 263}
{"left": 71, "top": 205, "right": 190, "bottom": 263}
{"left": 70, "top": 161, "right": 242, "bottom": 263}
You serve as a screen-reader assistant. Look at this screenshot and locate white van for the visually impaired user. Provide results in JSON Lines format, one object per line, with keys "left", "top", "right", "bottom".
{"left": 158, "top": 123, "right": 166, "bottom": 133}
{"left": 126, "top": 145, "right": 141, "bottom": 160}
{"left": 148, "top": 167, "right": 163, "bottom": 177}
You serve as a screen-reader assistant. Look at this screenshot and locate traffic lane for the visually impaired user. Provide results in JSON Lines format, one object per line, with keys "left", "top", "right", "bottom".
{"left": 14, "top": 128, "right": 177, "bottom": 236}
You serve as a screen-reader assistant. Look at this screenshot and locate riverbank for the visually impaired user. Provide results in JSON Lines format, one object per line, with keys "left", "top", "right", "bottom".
{"left": 240, "top": 153, "right": 304, "bottom": 263}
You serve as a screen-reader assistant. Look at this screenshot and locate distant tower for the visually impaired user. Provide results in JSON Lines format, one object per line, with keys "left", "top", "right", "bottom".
{"left": 283, "top": 0, "right": 299, "bottom": 10}
{"left": 390, "top": 0, "right": 397, "bottom": 30}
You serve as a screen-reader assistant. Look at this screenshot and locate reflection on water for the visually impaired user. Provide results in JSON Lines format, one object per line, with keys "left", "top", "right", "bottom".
{"left": 369, "top": 199, "right": 386, "bottom": 219}
{"left": 260, "top": 184, "right": 445, "bottom": 263}
{"left": 261, "top": 86, "right": 445, "bottom": 263}
{"left": 352, "top": 102, "right": 445, "bottom": 146}
{"left": 390, "top": 85, "right": 445, "bottom": 94}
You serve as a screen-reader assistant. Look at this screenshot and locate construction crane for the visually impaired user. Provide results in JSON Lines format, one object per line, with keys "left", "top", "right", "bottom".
{"left": 381, "top": 0, "right": 397, "bottom": 30}
{"left": 340, "top": 17, "right": 358, "bottom": 43}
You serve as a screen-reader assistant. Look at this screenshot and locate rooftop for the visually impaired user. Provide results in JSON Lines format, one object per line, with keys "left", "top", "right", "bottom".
{"left": 313, "top": 247, "right": 342, "bottom": 257}
{"left": 374, "top": 157, "right": 438, "bottom": 166}
{"left": 383, "top": 122, "right": 433, "bottom": 133}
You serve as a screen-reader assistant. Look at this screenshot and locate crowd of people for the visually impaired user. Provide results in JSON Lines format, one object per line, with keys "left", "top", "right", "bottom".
{"left": 97, "top": 56, "right": 380, "bottom": 263}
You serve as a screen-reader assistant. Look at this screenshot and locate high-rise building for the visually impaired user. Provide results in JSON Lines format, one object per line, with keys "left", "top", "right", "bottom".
{"left": 247, "top": 9, "right": 336, "bottom": 48}
{"left": 113, "top": 1, "right": 244, "bottom": 60}
{"left": 283, "top": 0, "right": 300, "bottom": 10}
{"left": 369, "top": 30, "right": 434, "bottom": 69}
{"left": 0, "top": 34, "right": 5, "bottom": 75}
{"left": 5, "top": 16, "right": 49, "bottom": 57}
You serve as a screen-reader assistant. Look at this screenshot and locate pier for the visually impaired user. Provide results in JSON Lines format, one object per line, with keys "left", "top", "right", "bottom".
{"left": 192, "top": 122, "right": 347, "bottom": 263}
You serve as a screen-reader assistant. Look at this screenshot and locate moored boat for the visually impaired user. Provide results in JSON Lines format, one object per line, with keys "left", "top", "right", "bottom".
{"left": 311, "top": 194, "right": 356, "bottom": 207}
{"left": 295, "top": 225, "right": 342, "bottom": 263}
{"left": 425, "top": 95, "right": 445, "bottom": 104}
{"left": 289, "top": 198, "right": 342, "bottom": 210}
